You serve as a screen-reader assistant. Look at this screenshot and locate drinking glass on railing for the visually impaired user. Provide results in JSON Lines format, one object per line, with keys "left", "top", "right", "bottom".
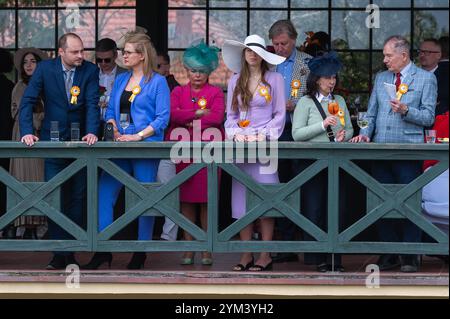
{"left": 119, "top": 113, "right": 130, "bottom": 134}
{"left": 357, "top": 112, "right": 369, "bottom": 129}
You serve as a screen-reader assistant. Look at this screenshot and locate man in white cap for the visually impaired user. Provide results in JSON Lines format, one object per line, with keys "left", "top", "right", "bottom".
{"left": 268, "top": 20, "right": 312, "bottom": 263}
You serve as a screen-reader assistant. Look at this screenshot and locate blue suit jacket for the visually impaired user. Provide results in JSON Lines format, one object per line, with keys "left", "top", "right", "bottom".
{"left": 105, "top": 71, "right": 170, "bottom": 141}
{"left": 361, "top": 63, "right": 437, "bottom": 143}
{"left": 19, "top": 57, "right": 100, "bottom": 141}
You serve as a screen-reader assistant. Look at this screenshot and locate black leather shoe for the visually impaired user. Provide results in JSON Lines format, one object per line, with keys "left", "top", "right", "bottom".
{"left": 81, "top": 252, "right": 112, "bottom": 270}
{"left": 127, "top": 252, "right": 146, "bottom": 269}
{"left": 400, "top": 255, "right": 419, "bottom": 273}
{"left": 377, "top": 254, "right": 400, "bottom": 271}
{"left": 46, "top": 255, "right": 68, "bottom": 270}
{"left": 272, "top": 253, "right": 299, "bottom": 263}
{"left": 316, "top": 263, "right": 345, "bottom": 272}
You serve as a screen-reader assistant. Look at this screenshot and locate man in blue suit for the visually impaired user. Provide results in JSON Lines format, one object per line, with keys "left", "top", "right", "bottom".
{"left": 351, "top": 35, "right": 437, "bottom": 273}
{"left": 20, "top": 33, "right": 100, "bottom": 269}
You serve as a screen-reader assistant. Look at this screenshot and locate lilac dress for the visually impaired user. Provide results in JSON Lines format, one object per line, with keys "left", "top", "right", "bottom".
{"left": 224, "top": 71, "right": 286, "bottom": 219}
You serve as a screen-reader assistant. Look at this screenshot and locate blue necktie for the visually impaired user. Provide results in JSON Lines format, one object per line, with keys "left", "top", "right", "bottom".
{"left": 64, "top": 70, "right": 74, "bottom": 101}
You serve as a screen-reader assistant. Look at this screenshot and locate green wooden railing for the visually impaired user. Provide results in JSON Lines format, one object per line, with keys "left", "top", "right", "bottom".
{"left": 0, "top": 141, "right": 448, "bottom": 255}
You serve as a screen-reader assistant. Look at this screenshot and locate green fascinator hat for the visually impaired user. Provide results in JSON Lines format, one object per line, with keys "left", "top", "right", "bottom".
{"left": 183, "top": 40, "right": 219, "bottom": 75}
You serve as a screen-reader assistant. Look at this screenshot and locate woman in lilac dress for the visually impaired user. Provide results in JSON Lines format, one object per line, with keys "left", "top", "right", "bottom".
{"left": 223, "top": 35, "right": 286, "bottom": 271}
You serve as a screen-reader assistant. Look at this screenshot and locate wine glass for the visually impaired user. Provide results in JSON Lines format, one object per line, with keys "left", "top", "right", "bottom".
{"left": 119, "top": 113, "right": 130, "bottom": 133}
{"left": 357, "top": 112, "right": 369, "bottom": 129}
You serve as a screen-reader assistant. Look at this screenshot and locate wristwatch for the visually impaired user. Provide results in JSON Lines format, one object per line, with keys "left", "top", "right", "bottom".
{"left": 137, "top": 131, "right": 145, "bottom": 140}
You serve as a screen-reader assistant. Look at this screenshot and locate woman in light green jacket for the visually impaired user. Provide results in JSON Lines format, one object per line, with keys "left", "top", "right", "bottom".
{"left": 291, "top": 51, "right": 353, "bottom": 272}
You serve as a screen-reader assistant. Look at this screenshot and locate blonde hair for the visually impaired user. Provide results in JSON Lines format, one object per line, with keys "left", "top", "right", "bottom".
{"left": 123, "top": 31, "right": 158, "bottom": 83}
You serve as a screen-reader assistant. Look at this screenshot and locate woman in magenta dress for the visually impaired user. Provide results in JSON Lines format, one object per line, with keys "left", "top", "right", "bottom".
{"left": 223, "top": 35, "right": 286, "bottom": 271}
{"left": 166, "top": 41, "right": 225, "bottom": 265}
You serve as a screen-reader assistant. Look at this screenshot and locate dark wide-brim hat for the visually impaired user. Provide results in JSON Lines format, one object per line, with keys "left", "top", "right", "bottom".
{"left": 14, "top": 48, "right": 48, "bottom": 72}
{"left": 307, "top": 51, "right": 342, "bottom": 77}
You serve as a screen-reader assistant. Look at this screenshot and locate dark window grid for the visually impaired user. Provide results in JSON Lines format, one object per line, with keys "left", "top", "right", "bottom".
{"left": 168, "top": 0, "right": 448, "bottom": 95}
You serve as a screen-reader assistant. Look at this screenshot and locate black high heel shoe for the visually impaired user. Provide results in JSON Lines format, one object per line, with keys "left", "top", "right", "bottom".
{"left": 127, "top": 252, "right": 146, "bottom": 269}
{"left": 81, "top": 252, "right": 112, "bottom": 270}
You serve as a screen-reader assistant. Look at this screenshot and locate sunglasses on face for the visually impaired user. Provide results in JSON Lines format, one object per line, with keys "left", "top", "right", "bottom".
{"left": 96, "top": 58, "right": 112, "bottom": 63}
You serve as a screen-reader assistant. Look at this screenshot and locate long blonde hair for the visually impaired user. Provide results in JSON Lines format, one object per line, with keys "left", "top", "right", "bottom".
{"left": 231, "top": 51, "right": 271, "bottom": 112}
{"left": 123, "top": 31, "right": 158, "bottom": 83}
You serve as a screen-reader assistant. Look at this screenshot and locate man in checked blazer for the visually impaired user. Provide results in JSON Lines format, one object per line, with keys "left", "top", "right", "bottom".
{"left": 351, "top": 35, "right": 437, "bottom": 273}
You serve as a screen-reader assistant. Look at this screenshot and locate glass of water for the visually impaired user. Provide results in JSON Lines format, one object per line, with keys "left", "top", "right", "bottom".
{"left": 50, "top": 121, "right": 59, "bottom": 142}
{"left": 119, "top": 113, "right": 130, "bottom": 134}
{"left": 70, "top": 122, "right": 80, "bottom": 141}
{"left": 357, "top": 112, "right": 369, "bottom": 129}
{"left": 425, "top": 130, "right": 436, "bottom": 144}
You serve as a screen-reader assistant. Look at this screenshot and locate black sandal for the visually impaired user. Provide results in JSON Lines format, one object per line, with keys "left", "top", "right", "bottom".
{"left": 248, "top": 261, "right": 273, "bottom": 272}
{"left": 232, "top": 257, "right": 254, "bottom": 271}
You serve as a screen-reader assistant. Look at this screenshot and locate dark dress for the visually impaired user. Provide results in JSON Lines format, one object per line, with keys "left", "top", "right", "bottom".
{"left": 0, "top": 73, "right": 14, "bottom": 222}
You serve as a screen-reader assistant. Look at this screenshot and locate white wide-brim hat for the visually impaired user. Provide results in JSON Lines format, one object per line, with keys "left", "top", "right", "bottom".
{"left": 222, "top": 34, "right": 286, "bottom": 73}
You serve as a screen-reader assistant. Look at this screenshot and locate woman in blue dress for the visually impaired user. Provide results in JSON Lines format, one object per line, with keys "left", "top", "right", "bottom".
{"left": 82, "top": 31, "right": 170, "bottom": 270}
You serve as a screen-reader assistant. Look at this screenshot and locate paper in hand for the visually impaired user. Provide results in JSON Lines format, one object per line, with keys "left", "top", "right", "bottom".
{"left": 383, "top": 82, "right": 397, "bottom": 100}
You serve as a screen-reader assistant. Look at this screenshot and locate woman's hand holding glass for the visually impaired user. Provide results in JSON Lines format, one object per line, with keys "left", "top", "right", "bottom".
{"left": 323, "top": 115, "right": 338, "bottom": 128}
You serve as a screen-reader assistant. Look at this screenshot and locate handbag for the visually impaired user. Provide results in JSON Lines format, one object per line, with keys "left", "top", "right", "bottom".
{"left": 103, "top": 122, "right": 115, "bottom": 141}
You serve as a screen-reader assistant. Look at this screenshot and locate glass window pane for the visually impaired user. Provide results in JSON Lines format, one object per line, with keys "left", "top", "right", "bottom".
{"left": 19, "top": 10, "right": 55, "bottom": 48}
{"left": 332, "top": 0, "right": 369, "bottom": 8}
{"left": 169, "top": 0, "right": 206, "bottom": 7}
{"left": 58, "top": 0, "right": 95, "bottom": 6}
{"left": 168, "top": 10, "right": 206, "bottom": 49}
{"left": 414, "top": 10, "right": 449, "bottom": 48}
{"left": 98, "top": 9, "right": 136, "bottom": 45}
{"left": 1, "top": 0, "right": 17, "bottom": 7}
{"left": 209, "top": 55, "right": 233, "bottom": 91}
{"left": 373, "top": 11, "right": 410, "bottom": 50}
{"left": 291, "top": 11, "right": 328, "bottom": 49}
{"left": 98, "top": 0, "right": 136, "bottom": 6}
{"left": 372, "top": 51, "right": 386, "bottom": 81}
{"left": 332, "top": 11, "right": 369, "bottom": 49}
{"left": 210, "top": 0, "right": 246, "bottom": 7}
{"left": 58, "top": 9, "right": 95, "bottom": 49}
{"left": 250, "top": 0, "right": 287, "bottom": 7}
{"left": 209, "top": 10, "right": 247, "bottom": 47}
{"left": 415, "top": 0, "right": 449, "bottom": 8}
{"left": 337, "top": 52, "right": 370, "bottom": 92}
{"left": 250, "top": 10, "right": 288, "bottom": 44}
{"left": 373, "top": 0, "right": 411, "bottom": 7}
{"left": 0, "top": 10, "right": 15, "bottom": 48}
{"left": 291, "top": 0, "right": 328, "bottom": 8}
{"left": 346, "top": 93, "right": 370, "bottom": 113}
{"left": 169, "top": 50, "right": 188, "bottom": 86}
{"left": 18, "top": 0, "right": 55, "bottom": 7}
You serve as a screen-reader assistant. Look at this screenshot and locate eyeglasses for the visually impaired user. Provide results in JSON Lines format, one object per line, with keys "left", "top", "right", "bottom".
{"left": 96, "top": 58, "right": 112, "bottom": 64}
{"left": 417, "top": 49, "right": 441, "bottom": 56}
{"left": 121, "top": 49, "right": 139, "bottom": 56}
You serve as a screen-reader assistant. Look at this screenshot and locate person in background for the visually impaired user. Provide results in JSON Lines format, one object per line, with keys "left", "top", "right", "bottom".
{"left": 350, "top": 35, "right": 437, "bottom": 273}
{"left": 0, "top": 48, "right": 15, "bottom": 239}
{"left": 155, "top": 50, "right": 180, "bottom": 242}
{"left": 435, "top": 36, "right": 449, "bottom": 116}
{"left": 167, "top": 41, "right": 224, "bottom": 265}
{"left": 268, "top": 19, "right": 312, "bottom": 264}
{"left": 10, "top": 48, "right": 48, "bottom": 239}
{"left": 418, "top": 38, "right": 442, "bottom": 73}
{"left": 156, "top": 51, "right": 180, "bottom": 92}
{"left": 82, "top": 31, "right": 170, "bottom": 270}
{"left": 223, "top": 34, "right": 286, "bottom": 272}
{"left": 95, "top": 38, "right": 127, "bottom": 136}
{"left": 292, "top": 51, "right": 353, "bottom": 272}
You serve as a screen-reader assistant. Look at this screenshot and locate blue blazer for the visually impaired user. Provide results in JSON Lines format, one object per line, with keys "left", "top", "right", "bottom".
{"left": 105, "top": 71, "right": 170, "bottom": 141}
{"left": 361, "top": 63, "right": 437, "bottom": 143}
{"left": 19, "top": 57, "right": 100, "bottom": 141}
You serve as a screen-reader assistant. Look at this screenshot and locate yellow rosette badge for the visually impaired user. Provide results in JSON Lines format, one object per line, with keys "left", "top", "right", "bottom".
{"left": 258, "top": 86, "right": 272, "bottom": 103}
{"left": 337, "top": 108, "right": 345, "bottom": 126}
{"left": 238, "top": 119, "right": 250, "bottom": 128}
{"left": 70, "top": 86, "right": 80, "bottom": 104}
{"left": 290, "top": 80, "right": 301, "bottom": 98}
{"left": 197, "top": 98, "right": 207, "bottom": 109}
{"left": 129, "top": 85, "right": 141, "bottom": 102}
{"left": 396, "top": 83, "right": 408, "bottom": 101}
